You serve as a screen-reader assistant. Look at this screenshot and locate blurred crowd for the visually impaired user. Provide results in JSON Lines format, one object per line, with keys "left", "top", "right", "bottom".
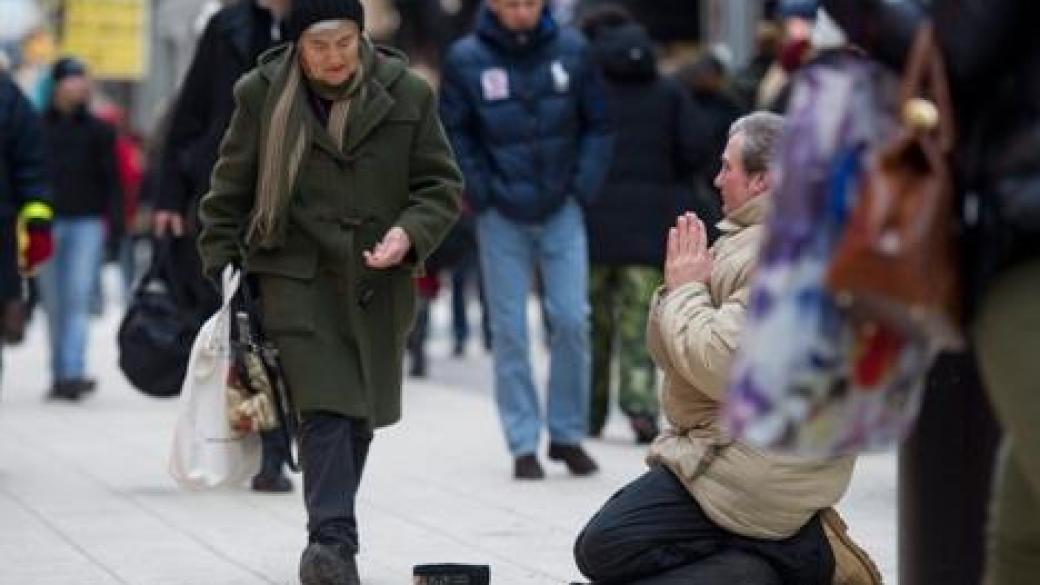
{"left": 2, "top": 0, "right": 1039, "bottom": 584}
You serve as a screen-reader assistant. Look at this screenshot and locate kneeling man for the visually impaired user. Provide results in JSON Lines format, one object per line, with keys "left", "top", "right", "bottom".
{"left": 573, "top": 112, "right": 882, "bottom": 585}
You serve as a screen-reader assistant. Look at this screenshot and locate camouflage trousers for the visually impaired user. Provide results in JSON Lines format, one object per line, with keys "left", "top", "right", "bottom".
{"left": 589, "top": 265, "right": 661, "bottom": 435}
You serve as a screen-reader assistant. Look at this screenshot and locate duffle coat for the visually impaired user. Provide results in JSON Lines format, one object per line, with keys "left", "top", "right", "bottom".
{"left": 198, "top": 44, "right": 462, "bottom": 427}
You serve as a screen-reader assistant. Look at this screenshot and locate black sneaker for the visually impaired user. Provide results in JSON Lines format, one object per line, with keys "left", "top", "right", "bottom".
{"left": 548, "top": 443, "right": 599, "bottom": 476}
{"left": 452, "top": 339, "right": 466, "bottom": 358}
{"left": 251, "top": 470, "right": 293, "bottom": 493}
{"left": 72, "top": 378, "right": 97, "bottom": 398}
{"left": 630, "top": 415, "right": 660, "bottom": 445}
{"left": 300, "top": 543, "right": 360, "bottom": 585}
{"left": 513, "top": 454, "right": 545, "bottom": 480}
{"left": 409, "top": 351, "right": 428, "bottom": 378}
{"left": 46, "top": 381, "right": 82, "bottom": 402}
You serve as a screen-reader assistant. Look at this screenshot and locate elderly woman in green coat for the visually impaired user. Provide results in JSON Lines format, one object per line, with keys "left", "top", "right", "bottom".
{"left": 197, "top": 0, "right": 461, "bottom": 582}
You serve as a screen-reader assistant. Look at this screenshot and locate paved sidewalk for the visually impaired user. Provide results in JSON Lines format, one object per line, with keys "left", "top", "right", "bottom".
{"left": 0, "top": 279, "right": 897, "bottom": 584}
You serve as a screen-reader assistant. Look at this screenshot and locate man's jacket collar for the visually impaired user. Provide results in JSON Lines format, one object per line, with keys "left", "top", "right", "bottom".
{"left": 476, "top": 6, "right": 558, "bottom": 54}
{"left": 717, "top": 194, "right": 771, "bottom": 234}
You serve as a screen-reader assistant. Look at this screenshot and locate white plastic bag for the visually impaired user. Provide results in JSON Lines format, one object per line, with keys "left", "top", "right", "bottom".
{"left": 168, "top": 266, "right": 261, "bottom": 489}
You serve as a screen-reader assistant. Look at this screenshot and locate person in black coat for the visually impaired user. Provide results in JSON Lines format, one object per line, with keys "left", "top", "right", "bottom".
{"left": 154, "top": 0, "right": 290, "bottom": 300}
{"left": 153, "top": 0, "right": 294, "bottom": 493}
{"left": 822, "top": 2, "right": 1040, "bottom": 583}
{"left": 676, "top": 53, "right": 744, "bottom": 234}
{"left": 0, "top": 70, "right": 53, "bottom": 376}
{"left": 579, "top": 7, "right": 707, "bottom": 443}
{"left": 37, "top": 58, "right": 123, "bottom": 401}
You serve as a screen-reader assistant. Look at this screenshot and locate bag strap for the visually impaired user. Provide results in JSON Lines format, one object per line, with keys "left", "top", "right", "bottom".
{"left": 233, "top": 274, "right": 301, "bottom": 472}
{"left": 900, "top": 24, "right": 955, "bottom": 154}
{"left": 129, "top": 238, "right": 175, "bottom": 299}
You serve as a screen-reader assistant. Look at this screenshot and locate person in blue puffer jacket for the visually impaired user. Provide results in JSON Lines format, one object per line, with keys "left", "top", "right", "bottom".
{"left": 440, "top": 0, "right": 614, "bottom": 480}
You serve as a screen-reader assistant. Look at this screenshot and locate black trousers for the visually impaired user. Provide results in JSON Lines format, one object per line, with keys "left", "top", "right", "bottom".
{"left": 574, "top": 467, "right": 834, "bottom": 585}
{"left": 300, "top": 412, "right": 374, "bottom": 551}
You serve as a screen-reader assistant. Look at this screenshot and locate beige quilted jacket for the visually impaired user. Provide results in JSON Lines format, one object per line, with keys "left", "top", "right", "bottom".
{"left": 646, "top": 195, "right": 856, "bottom": 540}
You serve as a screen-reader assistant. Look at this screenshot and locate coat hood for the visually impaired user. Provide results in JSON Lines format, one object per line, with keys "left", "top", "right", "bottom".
{"left": 592, "top": 23, "right": 658, "bottom": 82}
{"left": 476, "top": 5, "right": 558, "bottom": 54}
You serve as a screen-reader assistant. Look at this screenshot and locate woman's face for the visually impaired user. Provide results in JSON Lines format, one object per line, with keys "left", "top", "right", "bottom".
{"left": 299, "top": 20, "right": 361, "bottom": 86}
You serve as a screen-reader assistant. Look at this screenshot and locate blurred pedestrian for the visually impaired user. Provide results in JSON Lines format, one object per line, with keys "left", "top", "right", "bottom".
{"left": 574, "top": 112, "right": 880, "bottom": 585}
{"left": 731, "top": 22, "right": 781, "bottom": 110}
{"left": 822, "top": 3, "right": 1040, "bottom": 582}
{"left": 440, "top": 0, "right": 614, "bottom": 480}
{"left": 155, "top": 0, "right": 295, "bottom": 493}
{"left": 95, "top": 102, "right": 144, "bottom": 301}
{"left": 37, "top": 57, "right": 123, "bottom": 402}
{"left": 579, "top": 7, "right": 705, "bottom": 444}
{"left": 674, "top": 52, "right": 740, "bottom": 237}
{"left": 197, "top": 2, "right": 461, "bottom": 582}
{"left": 0, "top": 69, "right": 52, "bottom": 380}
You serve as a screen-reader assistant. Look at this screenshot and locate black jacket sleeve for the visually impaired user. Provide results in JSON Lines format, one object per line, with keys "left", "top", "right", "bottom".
{"left": 2, "top": 76, "right": 51, "bottom": 213}
{"left": 439, "top": 51, "right": 494, "bottom": 214}
{"left": 157, "top": 17, "right": 222, "bottom": 214}
{"left": 571, "top": 46, "right": 615, "bottom": 206}
{"left": 97, "top": 122, "right": 125, "bottom": 237}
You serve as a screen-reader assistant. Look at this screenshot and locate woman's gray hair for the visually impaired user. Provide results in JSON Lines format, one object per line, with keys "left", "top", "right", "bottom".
{"left": 729, "top": 112, "right": 785, "bottom": 175}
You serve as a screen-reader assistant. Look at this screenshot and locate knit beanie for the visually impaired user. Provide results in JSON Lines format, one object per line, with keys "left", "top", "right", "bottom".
{"left": 52, "top": 57, "right": 88, "bottom": 83}
{"left": 285, "top": 0, "right": 365, "bottom": 43}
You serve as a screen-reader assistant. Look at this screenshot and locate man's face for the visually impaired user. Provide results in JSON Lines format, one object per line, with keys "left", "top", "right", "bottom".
{"left": 489, "top": 0, "right": 545, "bottom": 33}
{"left": 55, "top": 75, "right": 91, "bottom": 107}
{"left": 298, "top": 21, "right": 361, "bottom": 86}
{"left": 714, "top": 132, "right": 769, "bottom": 215}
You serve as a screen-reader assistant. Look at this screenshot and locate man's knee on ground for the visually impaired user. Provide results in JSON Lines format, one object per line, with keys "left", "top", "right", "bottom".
{"left": 573, "top": 519, "right": 622, "bottom": 580}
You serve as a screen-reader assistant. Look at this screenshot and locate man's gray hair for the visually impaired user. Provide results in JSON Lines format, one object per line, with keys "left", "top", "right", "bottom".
{"left": 729, "top": 112, "right": 785, "bottom": 175}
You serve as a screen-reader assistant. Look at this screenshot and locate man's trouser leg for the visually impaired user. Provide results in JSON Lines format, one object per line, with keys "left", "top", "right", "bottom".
{"left": 588, "top": 265, "right": 616, "bottom": 436}
{"left": 300, "top": 412, "right": 373, "bottom": 550}
{"left": 476, "top": 209, "right": 540, "bottom": 456}
{"left": 616, "top": 267, "right": 660, "bottom": 420}
{"left": 538, "top": 201, "right": 591, "bottom": 448}
{"left": 974, "top": 260, "right": 1040, "bottom": 585}
{"left": 574, "top": 466, "right": 832, "bottom": 585}
{"left": 38, "top": 218, "right": 104, "bottom": 383}
{"left": 451, "top": 253, "right": 475, "bottom": 348}
{"left": 627, "top": 550, "right": 782, "bottom": 585}
{"left": 35, "top": 229, "right": 64, "bottom": 382}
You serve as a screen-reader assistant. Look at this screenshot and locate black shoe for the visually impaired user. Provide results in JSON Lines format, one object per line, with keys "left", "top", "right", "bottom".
{"left": 46, "top": 381, "right": 82, "bottom": 402}
{"left": 630, "top": 415, "right": 660, "bottom": 445}
{"left": 513, "top": 454, "right": 545, "bottom": 480}
{"left": 251, "top": 470, "right": 293, "bottom": 493}
{"left": 548, "top": 443, "right": 599, "bottom": 476}
{"left": 452, "top": 339, "right": 466, "bottom": 358}
{"left": 300, "top": 543, "right": 360, "bottom": 585}
{"left": 409, "top": 352, "right": 428, "bottom": 378}
{"left": 72, "top": 378, "right": 97, "bottom": 398}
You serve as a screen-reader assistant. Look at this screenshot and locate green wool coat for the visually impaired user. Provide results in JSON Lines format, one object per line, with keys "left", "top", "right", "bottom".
{"left": 198, "top": 44, "right": 462, "bottom": 428}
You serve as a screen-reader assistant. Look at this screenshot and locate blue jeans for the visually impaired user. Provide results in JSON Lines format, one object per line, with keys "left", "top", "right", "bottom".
{"left": 37, "top": 217, "right": 105, "bottom": 383}
{"left": 476, "top": 201, "right": 591, "bottom": 456}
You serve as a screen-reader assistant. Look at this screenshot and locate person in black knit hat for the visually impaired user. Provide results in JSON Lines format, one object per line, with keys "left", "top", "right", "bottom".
{"left": 284, "top": 0, "right": 364, "bottom": 41}
{"left": 197, "top": 0, "right": 462, "bottom": 583}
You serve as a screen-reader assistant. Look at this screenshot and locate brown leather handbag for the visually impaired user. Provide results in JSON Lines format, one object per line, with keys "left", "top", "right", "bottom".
{"left": 826, "top": 24, "right": 963, "bottom": 350}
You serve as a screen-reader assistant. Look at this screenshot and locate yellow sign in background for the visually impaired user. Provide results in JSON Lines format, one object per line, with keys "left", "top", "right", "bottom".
{"left": 61, "top": 0, "right": 149, "bottom": 80}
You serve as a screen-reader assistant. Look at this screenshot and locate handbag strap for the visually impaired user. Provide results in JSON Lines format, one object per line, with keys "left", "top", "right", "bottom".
{"left": 900, "top": 24, "right": 955, "bottom": 154}
{"left": 130, "top": 238, "right": 175, "bottom": 300}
